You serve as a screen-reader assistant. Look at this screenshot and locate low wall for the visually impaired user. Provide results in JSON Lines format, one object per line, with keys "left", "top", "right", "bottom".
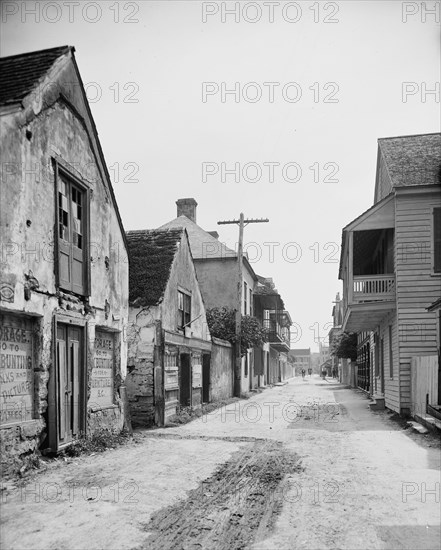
{"left": 210, "top": 338, "right": 234, "bottom": 402}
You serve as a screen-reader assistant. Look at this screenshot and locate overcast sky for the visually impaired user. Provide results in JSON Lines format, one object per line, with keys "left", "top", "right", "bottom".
{"left": 2, "top": 1, "right": 440, "bottom": 350}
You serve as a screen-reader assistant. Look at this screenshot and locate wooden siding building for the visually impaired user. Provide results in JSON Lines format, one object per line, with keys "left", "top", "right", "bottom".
{"left": 339, "top": 133, "right": 441, "bottom": 416}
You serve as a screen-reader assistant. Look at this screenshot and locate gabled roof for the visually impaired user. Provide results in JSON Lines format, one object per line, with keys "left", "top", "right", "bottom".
{"left": 158, "top": 215, "right": 236, "bottom": 259}
{"left": 0, "top": 45, "right": 127, "bottom": 251}
{"left": 126, "top": 229, "right": 184, "bottom": 307}
{"left": 158, "top": 215, "right": 258, "bottom": 281}
{"left": 378, "top": 133, "right": 441, "bottom": 188}
{"left": 0, "top": 45, "right": 70, "bottom": 106}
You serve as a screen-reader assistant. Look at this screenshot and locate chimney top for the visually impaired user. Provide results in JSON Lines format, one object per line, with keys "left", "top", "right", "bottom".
{"left": 176, "top": 198, "right": 198, "bottom": 223}
{"left": 207, "top": 231, "right": 219, "bottom": 239}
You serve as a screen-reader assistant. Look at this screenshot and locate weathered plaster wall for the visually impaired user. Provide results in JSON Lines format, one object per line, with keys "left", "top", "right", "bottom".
{"left": 193, "top": 258, "right": 256, "bottom": 315}
{"left": 161, "top": 235, "right": 210, "bottom": 342}
{"left": 0, "top": 54, "right": 129, "bottom": 469}
{"left": 126, "top": 307, "right": 158, "bottom": 427}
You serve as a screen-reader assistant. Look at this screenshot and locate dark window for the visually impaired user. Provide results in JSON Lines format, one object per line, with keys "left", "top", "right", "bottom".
{"left": 434, "top": 207, "right": 441, "bottom": 273}
{"left": 244, "top": 282, "right": 248, "bottom": 314}
{"left": 249, "top": 288, "right": 253, "bottom": 316}
{"left": 178, "top": 291, "right": 191, "bottom": 330}
{"left": 57, "top": 172, "right": 88, "bottom": 295}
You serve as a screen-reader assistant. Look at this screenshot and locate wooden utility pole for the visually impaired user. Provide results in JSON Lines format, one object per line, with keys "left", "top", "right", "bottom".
{"left": 218, "top": 214, "right": 269, "bottom": 398}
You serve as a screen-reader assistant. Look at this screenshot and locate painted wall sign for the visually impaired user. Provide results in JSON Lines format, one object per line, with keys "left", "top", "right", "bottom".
{"left": 0, "top": 314, "right": 34, "bottom": 425}
{"left": 192, "top": 363, "right": 202, "bottom": 388}
{"left": 90, "top": 330, "right": 114, "bottom": 409}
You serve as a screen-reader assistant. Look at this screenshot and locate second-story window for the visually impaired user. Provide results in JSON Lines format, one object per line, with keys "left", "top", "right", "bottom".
{"left": 178, "top": 290, "right": 191, "bottom": 330}
{"left": 244, "top": 282, "right": 248, "bottom": 314}
{"left": 249, "top": 287, "right": 253, "bottom": 316}
{"left": 56, "top": 170, "right": 88, "bottom": 296}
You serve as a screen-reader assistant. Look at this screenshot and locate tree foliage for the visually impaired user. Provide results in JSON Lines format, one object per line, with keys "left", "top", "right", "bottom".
{"left": 206, "top": 307, "right": 267, "bottom": 356}
{"left": 331, "top": 331, "right": 357, "bottom": 361}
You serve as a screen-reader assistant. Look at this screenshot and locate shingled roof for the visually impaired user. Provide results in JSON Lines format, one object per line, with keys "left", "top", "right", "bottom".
{"left": 127, "top": 229, "right": 183, "bottom": 307}
{"left": 0, "top": 45, "right": 71, "bottom": 106}
{"left": 378, "top": 133, "right": 441, "bottom": 188}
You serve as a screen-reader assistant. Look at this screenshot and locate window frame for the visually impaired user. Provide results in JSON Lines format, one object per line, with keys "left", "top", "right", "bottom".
{"left": 177, "top": 289, "right": 192, "bottom": 331}
{"left": 53, "top": 160, "right": 91, "bottom": 296}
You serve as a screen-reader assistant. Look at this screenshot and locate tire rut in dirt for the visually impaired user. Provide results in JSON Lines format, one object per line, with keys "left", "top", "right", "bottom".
{"left": 141, "top": 440, "right": 302, "bottom": 550}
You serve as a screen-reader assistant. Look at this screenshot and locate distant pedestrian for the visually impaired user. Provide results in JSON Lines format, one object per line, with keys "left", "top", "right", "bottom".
{"left": 322, "top": 368, "right": 326, "bottom": 380}
{"left": 308, "top": 367, "right": 312, "bottom": 377}
{"left": 301, "top": 368, "right": 306, "bottom": 379}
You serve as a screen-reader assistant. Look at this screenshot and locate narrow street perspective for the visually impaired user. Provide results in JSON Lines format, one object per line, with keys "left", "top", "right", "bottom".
{"left": 1, "top": 3, "right": 440, "bottom": 550}
{"left": 1, "top": 376, "right": 439, "bottom": 550}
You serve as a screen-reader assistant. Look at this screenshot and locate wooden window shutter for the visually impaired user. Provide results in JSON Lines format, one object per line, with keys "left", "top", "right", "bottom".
{"left": 55, "top": 163, "right": 89, "bottom": 296}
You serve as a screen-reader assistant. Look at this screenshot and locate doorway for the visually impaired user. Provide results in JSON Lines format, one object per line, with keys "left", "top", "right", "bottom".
{"left": 180, "top": 353, "right": 191, "bottom": 407}
{"left": 54, "top": 324, "right": 84, "bottom": 448}
{"left": 202, "top": 354, "right": 210, "bottom": 403}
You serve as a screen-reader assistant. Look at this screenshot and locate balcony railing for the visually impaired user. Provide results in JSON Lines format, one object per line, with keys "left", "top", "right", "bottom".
{"left": 352, "top": 274, "right": 395, "bottom": 303}
{"left": 263, "top": 319, "right": 290, "bottom": 347}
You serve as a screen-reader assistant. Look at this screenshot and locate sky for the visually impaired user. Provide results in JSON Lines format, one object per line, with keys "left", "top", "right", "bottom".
{"left": 1, "top": 0, "right": 440, "bottom": 350}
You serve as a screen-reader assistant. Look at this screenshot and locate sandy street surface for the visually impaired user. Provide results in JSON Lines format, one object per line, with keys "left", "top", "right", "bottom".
{"left": 1, "top": 376, "right": 440, "bottom": 550}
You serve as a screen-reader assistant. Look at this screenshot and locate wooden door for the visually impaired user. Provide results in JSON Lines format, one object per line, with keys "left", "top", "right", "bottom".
{"left": 56, "top": 324, "right": 84, "bottom": 447}
{"left": 180, "top": 353, "right": 191, "bottom": 407}
{"left": 202, "top": 354, "right": 210, "bottom": 403}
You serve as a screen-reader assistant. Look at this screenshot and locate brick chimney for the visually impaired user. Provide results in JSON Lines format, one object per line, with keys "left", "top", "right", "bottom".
{"left": 176, "top": 198, "right": 198, "bottom": 223}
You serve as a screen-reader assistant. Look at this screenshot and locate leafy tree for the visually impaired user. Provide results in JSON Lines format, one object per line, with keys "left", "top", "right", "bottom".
{"left": 206, "top": 307, "right": 267, "bottom": 356}
{"left": 331, "top": 331, "right": 357, "bottom": 361}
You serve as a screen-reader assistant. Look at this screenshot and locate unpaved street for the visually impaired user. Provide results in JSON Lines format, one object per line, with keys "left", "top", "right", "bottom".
{"left": 1, "top": 376, "right": 440, "bottom": 550}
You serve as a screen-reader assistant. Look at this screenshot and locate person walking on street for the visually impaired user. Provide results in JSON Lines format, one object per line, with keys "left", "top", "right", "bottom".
{"left": 301, "top": 368, "right": 306, "bottom": 379}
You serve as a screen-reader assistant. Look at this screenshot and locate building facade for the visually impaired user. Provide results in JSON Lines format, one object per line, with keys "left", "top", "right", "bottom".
{"left": 159, "top": 199, "right": 259, "bottom": 395}
{"left": 339, "top": 133, "right": 441, "bottom": 416}
{"left": 254, "top": 276, "right": 292, "bottom": 385}
{"left": 126, "top": 229, "right": 212, "bottom": 426}
{"left": 0, "top": 46, "right": 129, "bottom": 470}
{"left": 288, "top": 348, "right": 311, "bottom": 376}
{"left": 328, "top": 293, "right": 352, "bottom": 385}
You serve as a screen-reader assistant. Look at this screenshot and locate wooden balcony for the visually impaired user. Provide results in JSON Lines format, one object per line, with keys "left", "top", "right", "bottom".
{"left": 343, "top": 274, "right": 396, "bottom": 332}
{"left": 264, "top": 319, "right": 290, "bottom": 352}
{"left": 352, "top": 275, "right": 396, "bottom": 303}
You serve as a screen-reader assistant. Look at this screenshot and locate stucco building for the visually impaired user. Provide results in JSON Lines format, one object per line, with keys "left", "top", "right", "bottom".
{"left": 0, "top": 46, "right": 129, "bottom": 470}
{"left": 159, "top": 199, "right": 259, "bottom": 394}
{"left": 126, "top": 228, "right": 212, "bottom": 426}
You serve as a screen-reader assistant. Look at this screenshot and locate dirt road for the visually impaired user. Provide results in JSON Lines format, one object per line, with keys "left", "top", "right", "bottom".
{"left": 1, "top": 376, "right": 440, "bottom": 550}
